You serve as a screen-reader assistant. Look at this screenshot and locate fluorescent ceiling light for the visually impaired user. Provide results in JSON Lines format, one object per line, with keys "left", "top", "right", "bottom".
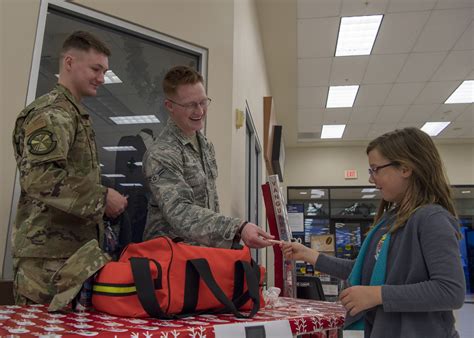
{"left": 311, "top": 195, "right": 322, "bottom": 199}
{"left": 99, "top": 163, "right": 104, "bottom": 167}
{"left": 445, "top": 80, "right": 474, "bottom": 104}
{"left": 55, "top": 70, "right": 122, "bottom": 84}
{"left": 134, "top": 162, "right": 143, "bottom": 166}
{"left": 361, "top": 188, "right": 378, "bottom": 193}
{"left": 103, "top": 146, "right": 137, "bottom": 151}
{"left": 311, "top": 189, "right": 325, "bottom": 196}
{"left": 321, "top": 124, "right": 346, "bottom": 139}
{"left": 420, "top": 122, "right": 450, "bottom": 136}
{"left": 101, "top": 174, "right": 125, "bottom": 178}
{"left": 299, "top": 191, "right": 308, "bottom": 195}
{"left": 110, "top": 115, "right": 160, "bottom": 125}
{"left": 120, "top": 183, "right": 143, "bottom": 187}
{"left": 362, "top": 194, "right": 376, "bottom": 199}
{"left": 104, "top": 70, "right": 122, "bottom": 84}
{"left": 327, "top": 85, "right": 359, "bottom": 108}
{"left": 461, "top": 190, "right": 471, "bottom": 194}
{"left": 336, "top": 15, "right": 383, "bottom": 56}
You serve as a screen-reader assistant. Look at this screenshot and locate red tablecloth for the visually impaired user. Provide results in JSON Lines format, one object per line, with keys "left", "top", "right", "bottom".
{"left": 0, "top": 297, "right": 345, "bottom": 337}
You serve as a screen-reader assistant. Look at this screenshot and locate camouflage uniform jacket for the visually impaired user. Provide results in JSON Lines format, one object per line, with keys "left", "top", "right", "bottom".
{"left": 12, "top": 84, "right": 107, "bottom": 259}
{"left": 142, "top": 119, "right": 242, "bottom": 248}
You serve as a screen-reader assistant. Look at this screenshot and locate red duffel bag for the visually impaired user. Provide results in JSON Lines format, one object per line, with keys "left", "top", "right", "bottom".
{"left": 92, "top": 236, "right": 265, "bottom": 318}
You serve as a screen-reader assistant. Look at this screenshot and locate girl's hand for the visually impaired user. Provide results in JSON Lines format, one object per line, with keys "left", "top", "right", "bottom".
{"left": 339, "top": 285, "right": 382, "bottom": 316}
{"left": 280, "top": 241, "right": 319, "bottom": 266}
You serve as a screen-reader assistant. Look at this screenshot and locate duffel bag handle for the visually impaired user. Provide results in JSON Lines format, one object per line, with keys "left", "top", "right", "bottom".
{"left": 129, "top": 257, "right": 174, "bottom": 319}
{"left": 184, "top": 258, "right": 260, "bottom": 318}
{"left": 232, "top": 259, "right": 261, "bottom": 310}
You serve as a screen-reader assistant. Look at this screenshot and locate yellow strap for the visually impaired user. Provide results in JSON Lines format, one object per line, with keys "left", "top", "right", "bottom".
{"left": 93, "top": 284, "right": 136, "bottom": 294}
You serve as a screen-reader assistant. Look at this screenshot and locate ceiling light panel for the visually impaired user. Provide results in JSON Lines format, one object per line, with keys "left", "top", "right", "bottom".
{"left": 445, "top": 80, "right": 474, "bottom": 104}
{"left": 101, "top": 174, "right": 125, "bottom": 178}
{"left": 110, "top": 115, "right": 160, "bottom": 125}
{"left": 321, "top": 124, "right": 346, "bottom": 139}
{"left": 103, "top": 146, "right": 137, "bottom": 151}
{"left": 362, "top": 194, "right": 376, "bottom": 199}
{"left": 335, "top": 15, "right": 383, "bottom": 56}
{"left": 420, "top": 122, "right": 451, "bottom": 136}
{"left": 327, "top": 85, "right": 359, "bottom": 108}
{"left": 104, "top": 70, "right": 122, "bottom": 84}
{"left": 120, "top": 183, "right": 143, "bottom": 187}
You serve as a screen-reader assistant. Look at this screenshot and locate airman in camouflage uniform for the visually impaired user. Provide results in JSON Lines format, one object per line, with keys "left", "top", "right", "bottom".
{"left": 11, "top": 31, "right": 127, "bottom": 305}
{"left": 143, "top": 66, "right": 274, "bottom": 249}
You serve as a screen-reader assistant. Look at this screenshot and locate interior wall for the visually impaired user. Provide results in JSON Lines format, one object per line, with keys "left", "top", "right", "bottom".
{"left": 285, "top": 143, "right": 474, "bottom": 187}
{"left": 231, "top": 0, "right": 272, "bottom": 283}
{"left": 0, "top": 0, "right": 40, "bottom": 275}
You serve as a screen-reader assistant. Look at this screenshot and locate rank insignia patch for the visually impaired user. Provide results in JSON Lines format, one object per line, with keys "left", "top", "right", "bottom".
{"left": 27, "top": 130, "right": 57, "bottom": 155}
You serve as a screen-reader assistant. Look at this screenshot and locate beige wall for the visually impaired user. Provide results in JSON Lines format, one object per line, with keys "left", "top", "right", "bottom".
{"left": 1, "top": 0, "right": 41, "bottom": 274}
{"left": 285, "top": 143, "right": 474, "bottom": 187}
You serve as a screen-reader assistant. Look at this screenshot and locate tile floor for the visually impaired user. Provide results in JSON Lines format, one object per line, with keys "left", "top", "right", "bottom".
{"left": 342, "top": 296, "right": 474, "bottom": 337}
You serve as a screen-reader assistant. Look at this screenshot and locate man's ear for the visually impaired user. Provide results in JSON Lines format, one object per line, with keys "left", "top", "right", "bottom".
{"left": 62, "top": 54, "right": 74, "bottom": 72}
{"left": 164, "top": 99, "right": 174, "bottom": 114}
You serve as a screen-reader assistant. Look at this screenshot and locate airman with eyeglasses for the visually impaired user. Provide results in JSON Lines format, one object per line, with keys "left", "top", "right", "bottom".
{"left": 142, "top": 65, "right": 274, "bottom": 249}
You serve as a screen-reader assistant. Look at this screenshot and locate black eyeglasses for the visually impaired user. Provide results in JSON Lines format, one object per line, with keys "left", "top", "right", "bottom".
{"left": 368, "top": 162, "right": 397, "bottom": 176}
{"left": 167, "top": 97, "right": 212, "bottom": 112}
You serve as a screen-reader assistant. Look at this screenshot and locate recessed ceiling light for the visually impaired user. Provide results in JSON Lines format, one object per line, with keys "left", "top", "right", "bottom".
{"left": 101, "top": 174, "right": 125, "bottom": 178}
{"left": 327, "top": 85, "right": 359, "bottom": 108}
{"left": 335, "top": 15, "right": 383, "bottom": 56}
{"left": 110, "top": 115, "right": 160, "bottom": 125}
{"left": 361, "top": 188, "right": 378, "bottom": 193}
{"left": 321, "top": 124, "right": 346, "bottom": 139}
{"left": 311, "top": 189, "right": 325, "bottom": 196}
{"left": 120, "top": 183, "right": 143, "bottom": 187}
{"left": 445, "top": 80, "right": 474, "bottom": 104}
{"left": 99, "top": 163, "right": 104, "bottom": 167}
{"left": 420, "top": 122, "right": 451, "bottom": 136}
{"left": 299, "top": 191, "right": 308, "bottom": 195}
{"left": 461, "top": 190, "right": 471, "bottom": 194}
{"left": 55, "top": 70, "right": 122, "bottom": 84}
{"left": 134, "top": 162, "right": 143, "bottom": 166}
{"left": 103, "top": 146, "right": 137, "bottom": 151}
{"left": 362, "top": 194, "right": 376, "bottom": 199}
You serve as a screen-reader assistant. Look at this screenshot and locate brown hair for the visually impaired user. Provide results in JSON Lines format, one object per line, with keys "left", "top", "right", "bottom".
{"left": 61, "top": 31, "right": 111, "bottom": 57}
{"left": 163, "top": 65, "right": 203, "bottom": 96}
{"left": 366, "top": 127, "right": 459, "bottom": 236}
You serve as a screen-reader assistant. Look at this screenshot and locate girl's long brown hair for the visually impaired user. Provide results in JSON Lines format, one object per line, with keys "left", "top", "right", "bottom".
{"left": 366, "top": 127, "right": 460, "bottom": 237}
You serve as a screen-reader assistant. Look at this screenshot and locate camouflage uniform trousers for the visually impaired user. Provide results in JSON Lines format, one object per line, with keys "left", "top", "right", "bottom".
{"left": 13, "top": 257, "right": 66, "bottom": 305}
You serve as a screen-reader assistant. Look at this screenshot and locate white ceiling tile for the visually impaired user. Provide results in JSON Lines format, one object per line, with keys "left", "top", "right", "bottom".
{"left": 297, "top": 17, "right": 340, "bottom": 58}
{"left": 432, "top": 50, "right": 474, "bottom": 81}
{"left": 297, "top": 0, "right": 342, "bottom": 19}
{"left": 402, "top": 104, "right": 441, "bottom": 123}
{"left": 344, "top": 124, "right": 372, "bottom": 140}
{"left": 368, "top": 124, "right": 397, "bottom": 138}
{"left": 453, "top": 22, "right": 473, "bottom": 51}
{"left": 298, "top": 108, "right": 324, "bottom": 132}
{"left": 454, "top": 104, "right": 473, "bottom": 122}
{"left": 355, "top": 84, "right": 392, "bottom": 106}
{"left": 397, "top": 122, "right": 423, "bottom": 129}
{"left": 323, "top": 108, "right": 351, "bottom": 123}
{"left": 341, "top": 0, "right": 389, "bottom": 16}
{"left": 330, "top": 56, "right": 369, "bottom": 85}
{"left": 435, "top": 0, "right": 474, "bottom": 10}
{"left": 349, "top": 106, "right": 381, "bottom": 123}
{"left": 386, "top": 0, "right": 437, "bottom": 13}
{"left": 373, "top": 12, "right": 430, "bottom": 54}
{"left": 436, "top": 121, "right": 472, "bottom": 138}
{"left": 413, "top": 9, "right": 472, "bottom": 52}
{"left": 375, "top": 105, "right": 409, "bottom": 123}
{"left": 397, "top": 52, "right": 446, "bottom": 82}
{"left": 363, "top": 54, "right": 408, "bottom": 84}
{"left": 298, "top": 86, "right": 328, "bottom": 108}
{"left": 430, "top": 103, "right": 467, "bottom": 121}
{"left": 298, "top": 58, "right": 332, "bottom": 87}
{"left": 385, "top": 83, "right": 426, "bottom": 105}
{"left": 414, "top": 81, "right": 461, "bottom": 104}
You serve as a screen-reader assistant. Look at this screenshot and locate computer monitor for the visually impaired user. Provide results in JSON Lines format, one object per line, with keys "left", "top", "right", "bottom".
{"left": 296, "top": 275, "right": 326, "bottom": 301}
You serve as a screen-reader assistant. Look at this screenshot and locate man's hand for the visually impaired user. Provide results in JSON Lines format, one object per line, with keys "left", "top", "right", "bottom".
{"left": 104, "top": 188, "right": 128, "bottom": 219}
{"left": 240, "top": 222, "right": 274, "bottom": 248}
{"left": 340, "top": 285, "right": 382, "bottom": 316}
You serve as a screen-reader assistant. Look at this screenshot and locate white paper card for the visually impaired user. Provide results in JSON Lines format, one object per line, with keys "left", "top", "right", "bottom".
{"left": 214, "top": 319, "right": 292, "bottom": 338}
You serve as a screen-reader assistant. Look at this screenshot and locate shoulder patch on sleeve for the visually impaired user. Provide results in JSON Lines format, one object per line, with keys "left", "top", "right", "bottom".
{"left": 149, "top": 168, "right": 166, "bottom": 183}
{"left": 27, "top": 129, "right": 57, "bottom": 155}
{"left": 25, "top": 116, "right": 47, "bottom": 136}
